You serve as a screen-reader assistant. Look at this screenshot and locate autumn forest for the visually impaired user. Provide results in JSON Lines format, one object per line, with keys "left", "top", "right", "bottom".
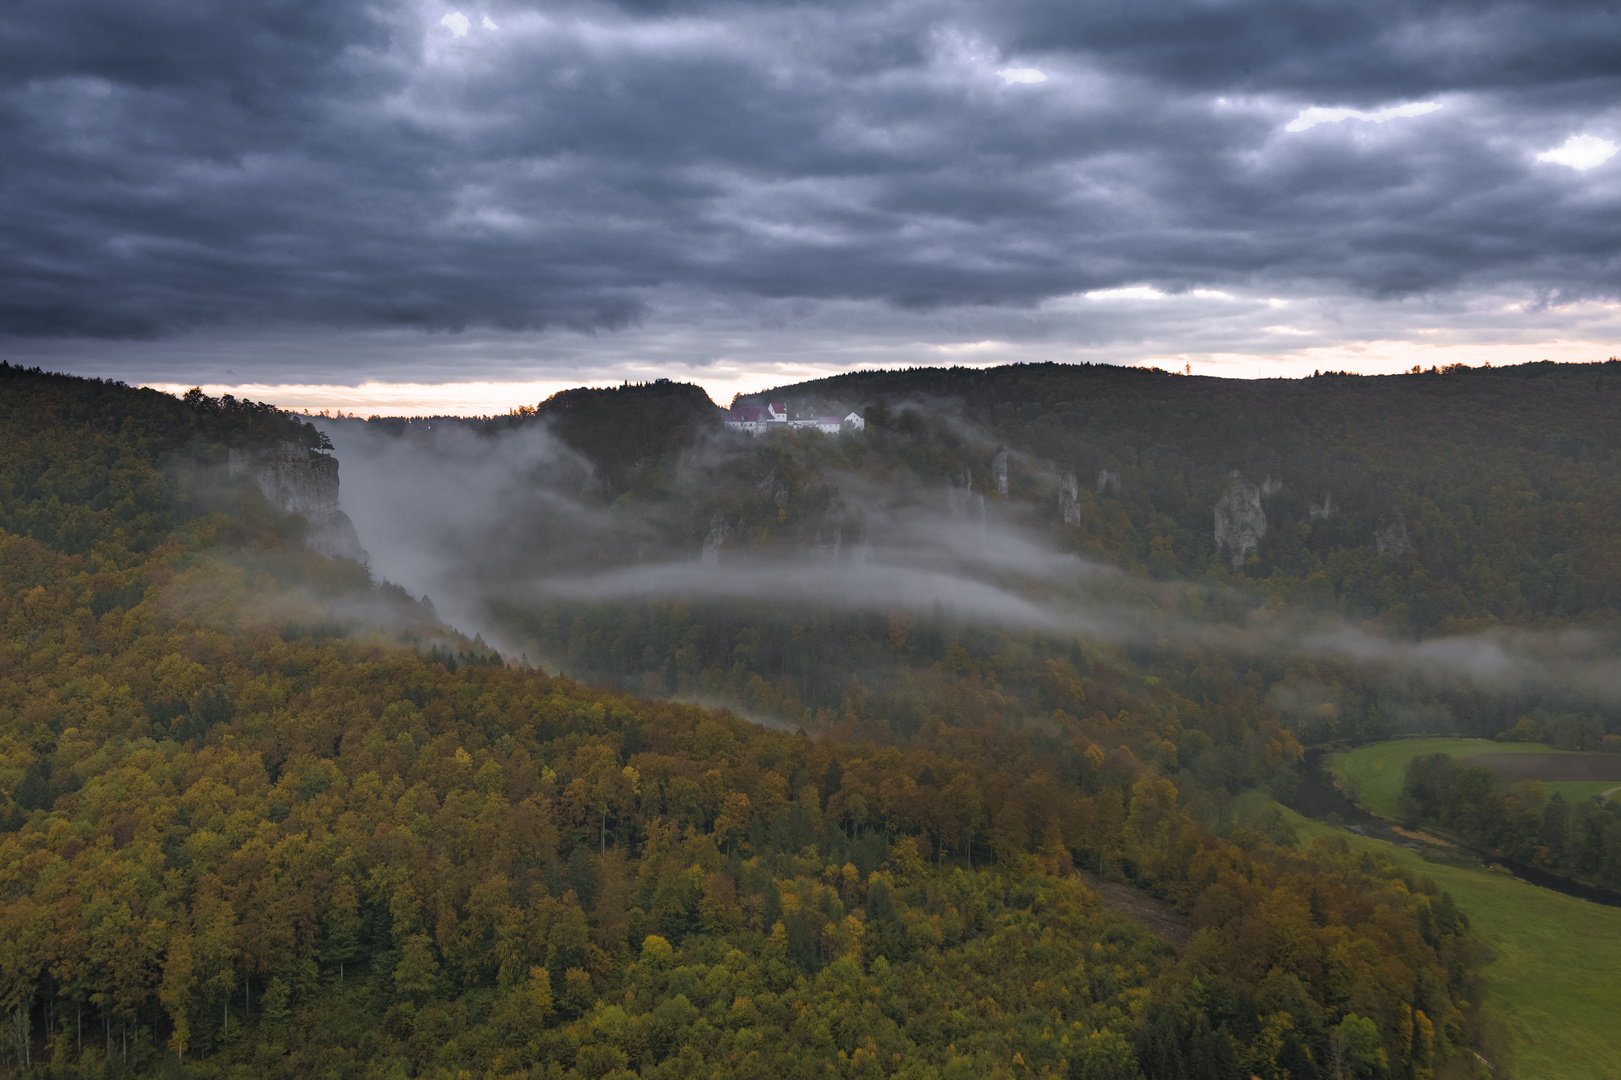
{"left": 5, "top": 359, "right": 1621, "bottom": 1079}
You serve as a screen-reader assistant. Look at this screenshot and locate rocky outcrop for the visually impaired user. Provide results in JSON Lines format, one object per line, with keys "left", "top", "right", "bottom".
{"left": 802, "top": 503, "right": 845, "bottom": 561}
{"left": 229, "top": 443, "right": 368, "bottom": 562}
{"left": 1374, "top": 513, "right": 1413, "bottom": 557}
{"left": 702, "top": 512, "right": 734, "bottom": 565}
{"left": 1097, "top": 469, "right": 1121, "bottom": 494}
{"left": 1309, "top": 492, "right": 1334, "bottom": 520}
{"left": 1214, "top": 478, "right": 1267, "bottom": 568}
{"left": 992, "top": 449, "right": 1009, "bottom": 497}
{"left": 1059, "top": 472, "right": 1083, "bottom": 526}
{"left": 755, "top": 469, "right": 789, "bottom": 511}
{"left": 946, "top": 468, "right": 985, "bottom": 522}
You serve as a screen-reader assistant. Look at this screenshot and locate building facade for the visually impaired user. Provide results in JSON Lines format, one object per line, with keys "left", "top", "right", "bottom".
{"left": 724, "top": 403, "right": 865, "bottom": 435}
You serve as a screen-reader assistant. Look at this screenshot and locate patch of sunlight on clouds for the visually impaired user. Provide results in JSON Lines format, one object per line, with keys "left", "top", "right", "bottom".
{"left": 1078, "top": 286, "right": 1242, "bottom": 303}
{"left": 1140, "top": 340, "right": 1621, "bottom": 381}
{"left": 141, "top": 380, "right": 594, "bottom": 418}
{"left": 932, "top": 340, "right": 1010, "bottom": 354}
{"left": 440, "top": 11, "right": 471, "bottom": 37}
{"left": 481, "top": 15, "right": 499, "bottom": 30}
{"left": 1285, "top": 101, "right": 1442, "bottom": 133}
{"left": 1270, "top": 339, "right": 1621, "bottom": 377}
{"left": 1085, "top": 286, "right": 1165, "bottom": 300}
{"left": 997, "top": 68, "right": 1048, "bottom": 84}
{"left": 1537, "top": 135, "right": 1618, "bottom": 171}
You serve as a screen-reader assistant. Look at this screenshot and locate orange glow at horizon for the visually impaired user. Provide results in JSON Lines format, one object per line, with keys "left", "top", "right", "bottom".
{"left": 141, "top": 339, "right": 1619, "bottom": 418}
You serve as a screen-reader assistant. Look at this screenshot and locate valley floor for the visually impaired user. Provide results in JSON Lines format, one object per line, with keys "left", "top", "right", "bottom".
{"left": 1331, "top": 739, "right": 1621, "bottom": 820}
{"left": 1268, "top": 800, "right": 1621, "bottom": 1079}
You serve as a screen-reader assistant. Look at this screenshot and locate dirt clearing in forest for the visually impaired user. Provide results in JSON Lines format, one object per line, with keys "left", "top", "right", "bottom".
{"left": 1074, "top": 870, "right": 1192, "bottom": 947}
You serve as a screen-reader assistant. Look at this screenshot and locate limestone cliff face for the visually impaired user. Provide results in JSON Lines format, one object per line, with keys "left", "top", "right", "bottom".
{"left": 1374, "top": 513, "right": 1413, "bottom": 557}
{"left": 229, "top": 443, "right": 368, "bottom": 562}
{"left": 702, "top": 511, "right": 734, "bottom": 565}
{"left": 1059, "top": 472, "right": 1083, "bottom": 526}
{"left": 946, "top": 467, "right": 986, "bottom": 522}
{"left": 1214, "top": 479, "right": 1268, "bottom": 568}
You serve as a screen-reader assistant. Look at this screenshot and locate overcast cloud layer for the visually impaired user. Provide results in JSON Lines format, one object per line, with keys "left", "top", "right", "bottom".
{"left": 3, "top": 0, "right": 1619, "bottom": 387}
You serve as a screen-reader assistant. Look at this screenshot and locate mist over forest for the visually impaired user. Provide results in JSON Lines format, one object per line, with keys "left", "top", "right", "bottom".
{"left": 8, "top": 0, "right": 1621, "bottom": 1067}
{"left": 324, "top": 364, "right": 1621, "bottom": 749}
{"left": 7, "top": 360, "right": 1621, "bottom": 1079}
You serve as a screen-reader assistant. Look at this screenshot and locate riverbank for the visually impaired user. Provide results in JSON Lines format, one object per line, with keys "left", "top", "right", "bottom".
{"left": 1329, "top": 738, "right": 1621, "bottom": 819}
{"left": 1260, "top": 796, "right": 1621, "bottom": 1079}
{"left": 1295, "top": 746, "right": 1621, "bottom": 908}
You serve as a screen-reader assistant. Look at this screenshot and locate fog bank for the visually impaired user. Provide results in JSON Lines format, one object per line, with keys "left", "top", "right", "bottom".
{"left": 319, "top": 412, "right": 1621, "bottom": 716}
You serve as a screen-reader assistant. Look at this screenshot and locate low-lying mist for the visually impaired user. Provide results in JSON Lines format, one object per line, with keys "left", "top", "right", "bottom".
{"left": 319, "top": 408, "right": 1621, "bottom": 726}
{"left": 322, "top": 413, "right": 1157, "bottom": 645}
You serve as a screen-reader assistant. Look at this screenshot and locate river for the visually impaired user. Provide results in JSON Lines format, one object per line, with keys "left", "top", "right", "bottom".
{"left": 1291, "top": 748, "right": 1621, "bottom": 909}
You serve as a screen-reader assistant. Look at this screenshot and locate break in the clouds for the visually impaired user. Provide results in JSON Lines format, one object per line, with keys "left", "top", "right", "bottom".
{"left": 1284, "top": 101, "right": 1442, "bottom": 132}
{"left": 996, "top": 68, "right": 1047, "bottom": 85}
{"left": 1, "top": 0, "right": 1619, "bottom": 385}
{"left": 1537, "top": 134, "right": 1619, "bottom": 171}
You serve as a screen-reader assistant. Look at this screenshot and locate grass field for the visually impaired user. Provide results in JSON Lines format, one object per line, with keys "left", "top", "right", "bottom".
{"left": 1328, "top": 739, "right": 1618, "bottom": 819}
{"left": 1255, "top": 796, "right": 1621, "bottom": 1079}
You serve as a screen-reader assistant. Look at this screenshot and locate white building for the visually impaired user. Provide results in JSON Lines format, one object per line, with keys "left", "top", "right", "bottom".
{"left": 724, "top": 404, "right": 864, "bottom": 435}
{"left": 723, "top": 402, "right": 787, "bottom": 434}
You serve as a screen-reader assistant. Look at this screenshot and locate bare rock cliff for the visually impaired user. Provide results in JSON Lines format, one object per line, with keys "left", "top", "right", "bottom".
{"left": 1374, "top": 513, "right": 1413, "bottom": 557}
{"left": 229, "top": 443, "right": 368, "bottom": 562}
{"left": 1059, "top": 472, "right": 1083, "bottom": 526}
{"left": 1214, "top": 479, "right": 1267, "bottom": 568}
{"left": 702, "top": 511, "right": 734, "bottom": 565}
{"left": 946, "top": 468, "right": 986, "bottom": 522}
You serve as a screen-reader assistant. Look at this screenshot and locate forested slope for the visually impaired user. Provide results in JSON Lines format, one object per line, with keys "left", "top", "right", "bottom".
{"left": 738, "top": 360, "right": 1621, "bottom": 632}
{"left": 436, "top": 363, "right": 1621, "bottom": 759}
{"left": 0, "top": 365, "right": 1487, "bottom": 1078}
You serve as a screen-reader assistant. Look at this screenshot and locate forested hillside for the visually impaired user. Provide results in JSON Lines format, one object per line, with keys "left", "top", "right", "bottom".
{"left": 738, "top": 360, "right": 1621, "bottom": 632}
{"left": 352, "top": 361, "right": 1621, "bottom": 758}
{"left": 0, "top": 364, "right": 1491, "bottom": 1078}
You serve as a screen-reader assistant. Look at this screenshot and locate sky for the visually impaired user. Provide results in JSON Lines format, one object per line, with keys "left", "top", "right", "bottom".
{"left": 2, "top": 0, "right": 1619, "bottom": 414}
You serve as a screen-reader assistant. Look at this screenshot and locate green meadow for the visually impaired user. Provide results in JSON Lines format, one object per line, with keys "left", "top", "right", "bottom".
{"left": 1317, "top": 741, "right": 1621, "bottom": 1075}
{"left": 1255, "top": 799, "right": 1621, "bottom": 1079}
{"left": 1329, "top": 738, "right": 1618, "bottom": 819}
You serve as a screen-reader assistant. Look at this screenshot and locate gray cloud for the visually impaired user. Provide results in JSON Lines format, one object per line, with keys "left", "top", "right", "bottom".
{"left": 997, "top": 0, "right": 1621, "bottom": 98}
{"left": 2, "top": 0, "right": 1618, "bottom": 374}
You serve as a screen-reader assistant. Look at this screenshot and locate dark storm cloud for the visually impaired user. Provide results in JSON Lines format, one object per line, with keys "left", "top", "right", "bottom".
{"left": 997, "top": 0, "right": 1621, "bottom": 98}
{"left": 1, "top": 0, "right": 1618, "bottom": 353}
